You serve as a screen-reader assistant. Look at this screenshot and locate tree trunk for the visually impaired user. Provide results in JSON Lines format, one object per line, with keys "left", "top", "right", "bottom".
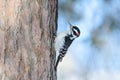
{"left": 0, "top": 0, "right": 57, "bottom": 80}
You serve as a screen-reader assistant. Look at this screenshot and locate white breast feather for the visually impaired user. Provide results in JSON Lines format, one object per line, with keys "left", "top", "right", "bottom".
{"left": 54, "top": 31, "right": 69, "bottom": 62}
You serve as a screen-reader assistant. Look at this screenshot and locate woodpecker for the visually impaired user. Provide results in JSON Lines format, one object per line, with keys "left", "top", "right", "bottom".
{"left": 54, "top": 23, "right": 80, "bottom": 70}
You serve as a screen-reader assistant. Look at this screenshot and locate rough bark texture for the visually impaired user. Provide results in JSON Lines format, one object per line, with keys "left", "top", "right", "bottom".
{"left": 0, "top": 0, "right": 57, "bottom": 80}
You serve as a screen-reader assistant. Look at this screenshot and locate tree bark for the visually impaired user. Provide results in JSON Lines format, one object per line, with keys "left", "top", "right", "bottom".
{"left": 0, "top": 0, "right": 57, "bottom": 80}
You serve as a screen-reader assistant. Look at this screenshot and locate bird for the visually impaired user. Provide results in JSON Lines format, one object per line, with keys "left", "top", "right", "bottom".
{"left": 54, "top": 22, "right": 80, "bottom": 70}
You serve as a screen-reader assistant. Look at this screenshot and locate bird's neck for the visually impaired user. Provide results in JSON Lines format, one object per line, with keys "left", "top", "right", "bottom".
{"left": 68, "top": 34, "right": 75, "bottom": 40}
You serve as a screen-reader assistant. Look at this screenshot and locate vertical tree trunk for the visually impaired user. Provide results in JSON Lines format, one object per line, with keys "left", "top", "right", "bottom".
{"left": 0, "top": 0, "right": 57, "bottom": 80}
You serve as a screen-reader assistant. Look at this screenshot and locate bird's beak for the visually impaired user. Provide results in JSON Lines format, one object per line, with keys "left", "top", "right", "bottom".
{"left": 68, "top": 22, "right": 73, "bottom": 33}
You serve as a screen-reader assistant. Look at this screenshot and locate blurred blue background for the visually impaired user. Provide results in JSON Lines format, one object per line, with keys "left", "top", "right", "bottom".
{"left": 57, "top": 0, "right": 120, "bottom": 80}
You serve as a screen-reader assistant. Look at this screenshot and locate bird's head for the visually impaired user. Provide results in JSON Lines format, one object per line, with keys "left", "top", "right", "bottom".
{"left": 71, "top": 26, "right": 80, "bottom": 37}
{"left": 69, "top": 22, "right": 80, "bottom": 38}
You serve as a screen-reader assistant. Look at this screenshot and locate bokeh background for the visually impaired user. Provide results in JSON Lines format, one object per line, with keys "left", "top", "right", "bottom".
{"left": 57, "top": 0, "right": 120, "bottom": 80}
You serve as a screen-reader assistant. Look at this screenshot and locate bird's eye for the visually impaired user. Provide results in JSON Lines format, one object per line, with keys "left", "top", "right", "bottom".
{"left": 72, "top": 29, "right": 76, "bottom": 34}
{"left": 73, "top": 30, "right": 77, "bottom": 36}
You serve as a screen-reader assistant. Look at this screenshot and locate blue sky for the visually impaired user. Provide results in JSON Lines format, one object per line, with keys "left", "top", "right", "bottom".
{"left": 57, "top": 0, "right": 120, "bottom": 80}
